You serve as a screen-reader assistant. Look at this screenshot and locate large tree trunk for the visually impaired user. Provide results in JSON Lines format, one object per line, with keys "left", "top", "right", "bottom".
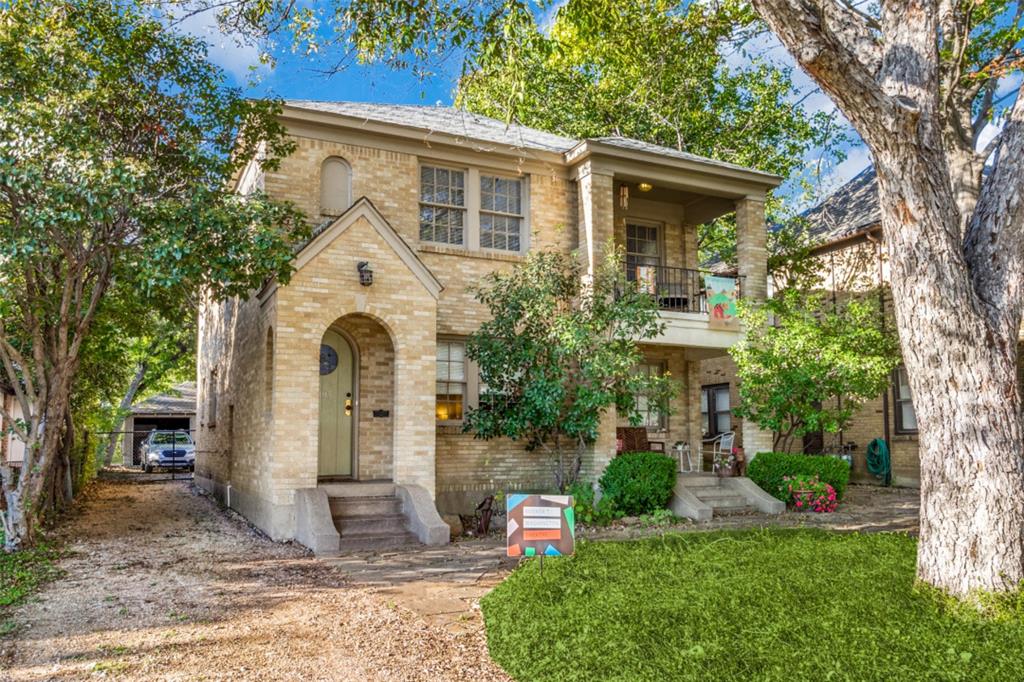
{"left": 876, "top": 154, "right": 1024, "bottom": 593}
{"left": 749, "top": 0, "right": 1024, "bottom": 596}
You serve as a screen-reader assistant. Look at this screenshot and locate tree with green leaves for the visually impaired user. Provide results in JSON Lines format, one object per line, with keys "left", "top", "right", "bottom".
{"left": 731, "top": 290, "right": 899, "bottom": 453}
{"left": 0, "top": 0, "right": 306, "bottom": 550}
{"left": 465, "top": 247, "right": 677, "bottom": 492}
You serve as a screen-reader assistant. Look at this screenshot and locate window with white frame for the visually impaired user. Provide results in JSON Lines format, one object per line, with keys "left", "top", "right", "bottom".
{"left": 893, "top": 366, "right": 917, "bottom": 433}
{"left": 634, "top": 363, "right": 667, "bottom": 430}
{"left": 436, "top": 341, "right": 466, "bottom": 422}
{"left": 480, "top": 175, "right": 524, "bottom": 251}
{"left": 419, "top": 166, "right": 466, "bottom": 245}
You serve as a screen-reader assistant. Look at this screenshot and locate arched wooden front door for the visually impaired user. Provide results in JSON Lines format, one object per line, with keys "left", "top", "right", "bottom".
{"left": 318, "top": 329, "right": 354, "bottom": 477}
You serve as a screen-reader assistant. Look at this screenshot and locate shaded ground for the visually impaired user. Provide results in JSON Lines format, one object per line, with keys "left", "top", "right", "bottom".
{"left": 1, "top": 479, "right": 509, "bottom": 681}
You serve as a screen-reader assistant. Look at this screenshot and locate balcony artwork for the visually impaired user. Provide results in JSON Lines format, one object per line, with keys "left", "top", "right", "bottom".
{"left": 629, "top": 265, "right": 741, "bottom": 329}
{"left": 706, "top": 275, "right": 740, "bottom": 330}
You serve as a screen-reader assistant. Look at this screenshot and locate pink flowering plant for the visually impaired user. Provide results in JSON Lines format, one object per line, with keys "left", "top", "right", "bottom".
{"left": 783, "top": 474, "right": 838, "bottom": 513}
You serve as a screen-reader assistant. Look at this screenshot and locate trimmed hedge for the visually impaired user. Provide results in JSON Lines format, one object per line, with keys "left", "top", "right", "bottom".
{"left": 599, "top": 451, "right": 676, "bottom": 516}
{"left": 747, "top": 452, "right": 851, "bottom": 502}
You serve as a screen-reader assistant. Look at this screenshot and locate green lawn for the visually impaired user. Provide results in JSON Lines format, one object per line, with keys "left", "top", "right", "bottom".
{"left": 482, "top": 529, "right": 1024, "bottom": 681}
{"left": 0, "top": 534, "right": 60, "bottom": 635}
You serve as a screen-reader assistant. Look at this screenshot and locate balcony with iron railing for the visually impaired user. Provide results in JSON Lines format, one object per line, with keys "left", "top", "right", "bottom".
{"left": 624, "top": 263, "right": 743, "bottom": 314}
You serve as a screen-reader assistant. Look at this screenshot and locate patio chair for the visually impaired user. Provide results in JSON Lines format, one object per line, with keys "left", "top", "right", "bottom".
{"left": 707, "top": 431, "right": 735, "bottom": 470}
{"left": 616, "top": 426, "right": 665, "bottom": 454}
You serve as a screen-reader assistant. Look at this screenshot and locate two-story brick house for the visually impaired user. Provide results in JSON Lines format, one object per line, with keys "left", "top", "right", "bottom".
{"left": 196, "top": 101, "right": 778, "bottom": 552}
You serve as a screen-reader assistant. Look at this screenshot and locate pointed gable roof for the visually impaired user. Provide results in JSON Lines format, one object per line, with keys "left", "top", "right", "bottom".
{"left": 289, "top": 197, "right": 443, "bottom": 300}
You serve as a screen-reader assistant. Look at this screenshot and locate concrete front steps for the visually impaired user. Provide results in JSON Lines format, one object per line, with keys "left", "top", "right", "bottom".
{"left": 294, "top": 481, "right": 450, "bottom": 556}
{"left": 326, "top": 485, "right": 420, "bottom": 552}
{"left": 670, "top": 473, "right": 785, "bottom": 521}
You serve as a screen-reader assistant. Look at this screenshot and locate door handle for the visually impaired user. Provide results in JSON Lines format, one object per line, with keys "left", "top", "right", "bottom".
{"left": 344, "top": 398, "right": 352, "bottom": 416}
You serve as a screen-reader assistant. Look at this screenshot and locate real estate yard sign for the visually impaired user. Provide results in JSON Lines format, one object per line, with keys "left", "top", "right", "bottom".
{"left": 507, "top": 494, "right": 575, "bottom": 558}
{"left": 706, "top": 275, "right": 740, "bottom": 330}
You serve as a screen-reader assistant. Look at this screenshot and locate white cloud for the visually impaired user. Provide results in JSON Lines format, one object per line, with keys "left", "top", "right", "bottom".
{"left": 174, "top": 10, "right": 264, "bottom": 82}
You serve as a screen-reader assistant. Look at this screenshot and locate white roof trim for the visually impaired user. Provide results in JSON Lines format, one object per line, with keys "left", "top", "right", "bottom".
{"left": 262, "top": 197, "right": 443, "bottom": 302}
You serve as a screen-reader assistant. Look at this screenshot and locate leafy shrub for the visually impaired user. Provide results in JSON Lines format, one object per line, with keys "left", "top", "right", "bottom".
{"left": 785, "top": 474, "right": 838, "bottom": 512}
{"left": 599, "top": 451, "right": 676, "bottom": 516}
{"left": 748, "top": 452, "right": 850, "bottom": 502}
{"left": 567, "top": 481, "right": 622, "bottom": 526}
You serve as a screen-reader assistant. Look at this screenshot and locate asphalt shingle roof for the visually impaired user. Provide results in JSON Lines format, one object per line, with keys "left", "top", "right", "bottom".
{"left": 284, "top": 101, "right": 773, "bottom": 176}
{"left": 286, "top": 100, "right": 577, "bottom": 153}
{"left": 801, "top": 166, "right": 880, "bottom": 244}
{"left": 131, "top": 382, "right": 196, "bottom": 415}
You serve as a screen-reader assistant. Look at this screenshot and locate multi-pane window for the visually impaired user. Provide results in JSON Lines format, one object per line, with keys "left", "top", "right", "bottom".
{"left": 480, "top": 175, "right": 524, "bottom": 251}
{"left": 634, "top": 363, "right": 667, "bottom": 430}
{"left": 701, "top": 384, "right": 731, "bottom": 437}
{"left": 625, "top": 223, "right": 661, "bottom": 281}
{"left": 436, "top": 341, "right": 466, "bottom": 422}
{"left": 893, "top": 366, "right": 918, "bottom": 433}
{"left": 419, "top": 166, "right": 466, "bottom": 245}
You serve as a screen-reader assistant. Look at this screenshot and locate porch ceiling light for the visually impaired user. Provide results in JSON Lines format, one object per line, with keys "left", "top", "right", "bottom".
{"left": 637, "top": 182, "right": 654, "bottom": 192}
{"left": 357, "top": 261, "right": 373, "bottom": 286}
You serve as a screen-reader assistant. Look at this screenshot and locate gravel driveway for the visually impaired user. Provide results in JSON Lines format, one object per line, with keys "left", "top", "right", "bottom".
{"left": 1, "top": 479, "right": 510, "bottom": 681}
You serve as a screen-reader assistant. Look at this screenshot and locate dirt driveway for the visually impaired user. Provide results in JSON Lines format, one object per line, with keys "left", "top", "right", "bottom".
{"left": 2, "top": 479, "right": 510, "bottom": 681}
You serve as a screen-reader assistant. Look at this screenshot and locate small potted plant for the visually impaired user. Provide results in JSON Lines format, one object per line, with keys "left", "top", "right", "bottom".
{"left": 714, "top": 449, "right": 738, "bottom": 477}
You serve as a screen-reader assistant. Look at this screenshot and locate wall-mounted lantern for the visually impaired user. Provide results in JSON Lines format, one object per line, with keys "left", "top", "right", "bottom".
{"left": 357, "top": 261, "right": 373, "bottom": 286}
{"left": 619, "top": 184, "right": 630, "bottom": 209}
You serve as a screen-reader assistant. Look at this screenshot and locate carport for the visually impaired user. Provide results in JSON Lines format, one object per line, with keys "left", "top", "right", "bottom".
{"left": 124, "top": 382, "right": 196, "bottom": 466}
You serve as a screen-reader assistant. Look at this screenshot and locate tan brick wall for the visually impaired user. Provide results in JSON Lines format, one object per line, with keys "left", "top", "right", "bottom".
{"left": 197, "top": 127, "right": 771, "bottom": 537}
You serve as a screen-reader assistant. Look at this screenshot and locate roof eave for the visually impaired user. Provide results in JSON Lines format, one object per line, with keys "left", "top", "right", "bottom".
{"left": 279, "top": 104, "right": 569, "bottom": 166}
{"left": 565, "top": 139, "right": 784, "bottom": 189}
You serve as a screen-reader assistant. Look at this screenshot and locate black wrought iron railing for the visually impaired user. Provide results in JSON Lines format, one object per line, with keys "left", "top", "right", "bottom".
{"left": 624, "top": 264, "right": 743, "bottom": 314}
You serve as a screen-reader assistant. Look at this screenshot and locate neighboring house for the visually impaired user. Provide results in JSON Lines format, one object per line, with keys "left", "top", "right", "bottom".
{"left": 123, "top": 382, "right": 197, "bottom": 466}
{"left": 702, "top": 166, "right": 1019, "bottom": 487}
{"left": 196, "top": 100, "right": 778, "bottom": 552}
{"left": 1, "top": 381, "right": 26, "bottom": 469}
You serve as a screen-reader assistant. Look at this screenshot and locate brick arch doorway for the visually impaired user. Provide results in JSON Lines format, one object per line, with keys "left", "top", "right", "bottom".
{"left": 319, "top": 313, "right": 396, "bottom": 482}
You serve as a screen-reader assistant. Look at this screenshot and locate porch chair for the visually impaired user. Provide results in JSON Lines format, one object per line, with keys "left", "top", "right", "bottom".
{"left": 707, "top": 431, "right": 735, "bottom": 471}
{"left": 616, "top": 426, "right": 666, "bottom": 454}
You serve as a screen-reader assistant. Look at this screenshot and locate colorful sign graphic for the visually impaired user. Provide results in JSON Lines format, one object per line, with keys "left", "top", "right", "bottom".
{"left": 706, "top": 275, "right": 739, "bottom": 330}
{"left": 506, "top": 494, "right": 575, "bottom": 558}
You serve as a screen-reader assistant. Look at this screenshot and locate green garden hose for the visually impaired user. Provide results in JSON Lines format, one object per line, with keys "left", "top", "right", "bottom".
{"left": 866, "top": 438, "right": 891, "bottom": 486}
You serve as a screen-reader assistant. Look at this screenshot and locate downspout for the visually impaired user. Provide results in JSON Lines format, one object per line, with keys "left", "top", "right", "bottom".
{"left": 830, "top": 252, "right": 844, "bottom": 450}
{"left": 866, "top": 230, "right": 892, "bottom": 450}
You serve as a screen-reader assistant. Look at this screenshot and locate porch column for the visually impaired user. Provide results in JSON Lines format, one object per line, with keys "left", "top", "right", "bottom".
{"left": 576, "top": 160, "right": 617, "bottom": 478}
{"left": 735, "top": 195, "right": 774, "bottom": 457}
{"left": 576, "top": 161, "right": 616, "bottom": 277}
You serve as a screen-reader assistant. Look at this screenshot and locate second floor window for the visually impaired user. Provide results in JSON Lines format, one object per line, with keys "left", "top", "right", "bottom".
{"left": 893, "top": 366, "right": 917, "bottom": 433}
{"left": 480, "top": 175, "right": 523, "bottom": 252}
{"left": 420, "top": 166, "right": 466, "bottom": 245}
{"left": 436, "top": 341, "right": 466, "bottom": 422}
